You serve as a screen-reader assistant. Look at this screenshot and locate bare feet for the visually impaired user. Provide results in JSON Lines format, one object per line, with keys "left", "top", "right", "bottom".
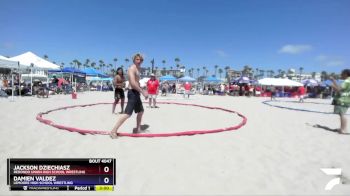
{"left": 110, "top": 131, "right": 118, "bottom": 139}
{"left": 338, "top": 129, "right": 350, "bottom": 135}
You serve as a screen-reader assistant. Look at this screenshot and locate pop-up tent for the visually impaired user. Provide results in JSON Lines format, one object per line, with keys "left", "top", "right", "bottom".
{"left": 204, "top": 76, "right": 221, "bottom": 83}
{"left": 81, "top": 68, "right": 109, "bottom": 78}
{"left": 258, "top": 78, "right": 303, "bottom": 86}
{"left": 0, "top": 58, "right": 19, "bottom": 70}
{"left": 160, "top": 75, "right": 177, "bottom": 81}
{"left": 179, "top": 76, "right": 196, "bottom": 82}
{"left": 9, "top": 51, "right": 60, "bottom": 70}
{"left": 0, "top": 56, "right": 21, "bottom": 101}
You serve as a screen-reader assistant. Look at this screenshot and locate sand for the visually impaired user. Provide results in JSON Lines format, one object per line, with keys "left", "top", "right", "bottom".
{"left": 1, "top": 92, "right": 350, "bottom": 195}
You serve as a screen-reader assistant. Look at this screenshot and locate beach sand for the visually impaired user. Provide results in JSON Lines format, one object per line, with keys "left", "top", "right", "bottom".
{"left": 1, "top": 92, "right": 350, "bottom": 195}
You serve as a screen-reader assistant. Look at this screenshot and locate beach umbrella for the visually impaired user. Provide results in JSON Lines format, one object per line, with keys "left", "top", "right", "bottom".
{"left": 160, "top": 75, "right": 176, "bottom": 81}
{"left": 179, "top": 76, "right": 196, "bottom": 82}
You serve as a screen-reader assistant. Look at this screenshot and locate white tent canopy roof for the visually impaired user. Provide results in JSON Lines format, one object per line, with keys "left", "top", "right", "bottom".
{"left": 0, "top": 55, "right": 10, "bottom": 60}
{"left": 258, "top": 78, "right": 303, "bottom": 87}
{"left": 0, "top": 58, "right": 20, "bottom": 69}
{"left": 9, "top": 51, "right": 60, "bottom": 70}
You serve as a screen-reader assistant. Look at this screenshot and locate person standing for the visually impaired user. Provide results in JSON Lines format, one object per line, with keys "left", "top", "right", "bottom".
{"left": 298, "top": 85, "right": 306, "bottom": 103}
{"left": 112, "top": 67, "right": 125, "bottom": 114}
{"left": 184, "top": 82, "right": 192, "bottom": 98}
{"left": 147, "top": 73, "right": 159, "bottom": 108}
{"left": 110, "top": 53, "right": 148, "bottom": 139}
{"left": 331, "top": 69, "right": 350, "bottom": 134}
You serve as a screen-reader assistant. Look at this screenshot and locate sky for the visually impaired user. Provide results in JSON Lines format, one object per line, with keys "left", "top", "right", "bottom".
{"left": 0, "top": 0, "right": 349, "bottom": 75}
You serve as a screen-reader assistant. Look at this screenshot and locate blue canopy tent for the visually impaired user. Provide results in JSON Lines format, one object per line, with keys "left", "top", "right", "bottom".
{"left": 204, "top": 76, "right": 221, "bottom": 83}
{"left": 49, "top": 67, "right": 86, "bottom": 75}
{"left": 179, "top": 76, "right": 196, "bottom": 82}
{"left": 49, "top": 67, "right": 86, "bottom": 89}
{"left": 160, "top": 75, "right": 177, "bottom": 81}
{"left": 81, "top": 68, "right": 109, "bottom": 78}
{"left": 87, "top": 77, "right": 113, "bottom": 81}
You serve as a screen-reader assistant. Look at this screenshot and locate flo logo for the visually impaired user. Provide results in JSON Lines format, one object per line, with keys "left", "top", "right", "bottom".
{"left": 320, "top": 168, "right": 342, "bottom": 190}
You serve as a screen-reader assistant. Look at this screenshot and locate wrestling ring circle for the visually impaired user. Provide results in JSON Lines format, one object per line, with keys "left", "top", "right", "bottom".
{"left": 36, "top": 102, "right": 247, "bottom": 137}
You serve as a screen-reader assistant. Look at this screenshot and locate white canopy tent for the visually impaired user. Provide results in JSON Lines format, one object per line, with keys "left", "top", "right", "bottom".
{"left": 0, "top": 58, "right": 19, "bottom": 70}
{"left": 8, "top": 52, "right": 60, "bottom": 95}
{"left": 0, "top": 56, "right": 21, "bottom": 101}
{"left": 258, "top": 78, "right": 303, "bottom": 87}
{"left": 9, "top": 51, "right": 60, "bottom": 70}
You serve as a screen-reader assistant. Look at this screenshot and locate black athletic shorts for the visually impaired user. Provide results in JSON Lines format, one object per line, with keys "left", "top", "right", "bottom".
{"left": 124, "top": 89, "right": 144, "bottom": 115}
{"left": 114, "top": 88, "right": 125, "bottom": 99}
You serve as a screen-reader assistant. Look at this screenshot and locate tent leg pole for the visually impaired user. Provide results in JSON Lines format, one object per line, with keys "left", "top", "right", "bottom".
{"left": 10, "top": 71, "right": 14, "bottom": 102}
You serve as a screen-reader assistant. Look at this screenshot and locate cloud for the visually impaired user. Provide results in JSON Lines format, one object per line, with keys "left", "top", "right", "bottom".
{"left": 278, "top": 44, "right": 312, "bottom": 54}
{"left": 214, "top": 50, "right": 229, "bottom": 57}
{"left": 315, "top": 55, "right": 345, "bottom": 67}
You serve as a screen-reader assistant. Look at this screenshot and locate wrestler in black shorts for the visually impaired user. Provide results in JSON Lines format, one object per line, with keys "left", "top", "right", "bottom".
{"left": 114, "top": 88, "right": 125, "bottom": 99}
{"left": 124, "top": 89, "right": 144, "bottom": 115}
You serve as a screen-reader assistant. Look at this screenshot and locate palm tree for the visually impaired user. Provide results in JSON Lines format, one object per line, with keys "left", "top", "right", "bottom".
{"left": 321, "top": 71, "right": 328, "bottom": 81}
{"left": 61, "top": 62, "right": 65, "bottom": 67}
{"left": 277, "top": 69, "right": 282, "bottom": 77}
{"left": 242, "top": 65, "right": 252, "bottom": 77}
{"left": 162, "top": 67, "right": 166, "bottom": 76}
{"left": 196, "top": 68, "right": 200, "bottom": 78}
{"left": 72, "top": 59, "right": 79, "bottom": 69}
{"left": 83, "top": 59, "right": 89, "bottom": 69}
{"left": 76, "top": 61, "right": 82, "bottom": 69}
{"left": 190, "top": 68, "right": 194, "bottom": 77}
{"left": 175, "top": 57, "right": 180, "bottom": 67}
{"left": 99, "top": 60, "right": 104, "bottom": 72}
{"left": 91, "top": 62, "right": 96, "bottom": 69}
{"left": 299, "top": 67, "right": 304, "bottom": 81}
{"left": 125, "top": 58, "right": 129, "bottom": 67}
{"left": 110, "top": 68, "right": 116, "bottom": 75}
{"left": 218, "top": 68, "right": 223, "bottom": 79}
{"left": 202, "top": 66, "right": 206, "bottom": 77}
{"left": 205, "top": 69, "right": 209, "bottom": 77}
{"left": 214, "top": 65, "right": 219, "bottom": 77}
{"left": 162, "top": 60, "right": 166, "bottom": 67}
{"left": 311, "top": 72, "right": 316, "bottom": 79}
{"left": 259, "top": 70, "right": 265, "bottom": 78}
{"left": 175, "top": 58, "right": 181, "bottom": 76}
{"left": 280, "top": 70, "right": 286, "bottom": 78}
{"left": 43, "top": 55, "right": 48, "bottom": 60}
{"left": 108, "top": 64, "right": 113, "bottom": 74}
{"left": 225, "top": 66, "right": 230, "bottom": 82}
{"left": 113, "top": 58, "right": 118, "bottom": 69}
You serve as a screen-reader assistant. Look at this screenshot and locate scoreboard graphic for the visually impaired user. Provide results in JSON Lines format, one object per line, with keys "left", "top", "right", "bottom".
{"left": 7, "top": 158, "right": 116, "bottom": 191}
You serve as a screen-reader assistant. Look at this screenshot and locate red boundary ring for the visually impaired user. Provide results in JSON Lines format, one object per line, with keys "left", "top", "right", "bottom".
{"left": 36, "top": 102, "right": 247, "bottom": 137}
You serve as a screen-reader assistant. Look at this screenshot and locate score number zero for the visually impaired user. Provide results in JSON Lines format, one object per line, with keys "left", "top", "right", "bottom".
{"left": 89, "top": 159, "right": 113, "bottom": 184}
